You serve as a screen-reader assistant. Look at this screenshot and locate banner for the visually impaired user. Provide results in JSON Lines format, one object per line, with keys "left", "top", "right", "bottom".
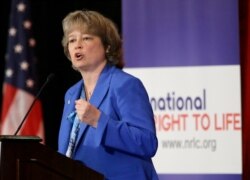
{"left": 122, "top": 0, "right": 242, "bottom": 179}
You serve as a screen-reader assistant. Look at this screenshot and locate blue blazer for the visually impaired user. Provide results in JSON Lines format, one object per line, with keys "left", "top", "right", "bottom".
{"left": 58, "top": 64, "right": 158, "bottom": 180}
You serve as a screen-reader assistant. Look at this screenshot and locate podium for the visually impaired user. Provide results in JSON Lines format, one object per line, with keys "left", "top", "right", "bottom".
{"left": 0, "top": 136, "right": 104, "bottom": 180}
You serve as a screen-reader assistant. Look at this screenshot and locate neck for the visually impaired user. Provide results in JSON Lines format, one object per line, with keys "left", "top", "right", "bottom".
{"left": 81, "top": 61, "right": 106, "bottom": 85}
{"left": 81, "top": 63, "right": 106, "bottom": 100}
{"left": 84, "top": 86, "right": 92, "bottom": 101}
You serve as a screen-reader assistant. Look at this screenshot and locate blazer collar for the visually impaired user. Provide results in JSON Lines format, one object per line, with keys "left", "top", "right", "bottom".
{"left": 74, "top": 64, "right": 115, "bottom": 149}
{"left": 67, "top": 64, "right": 114, "bottom": 108}
{"left": 89, "top": 64, "right": 114, "bottom": 108}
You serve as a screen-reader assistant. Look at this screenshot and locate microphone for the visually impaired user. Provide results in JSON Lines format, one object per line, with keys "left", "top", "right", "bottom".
{"left": 13, "top": 73, "right": 55, "bottom": 136}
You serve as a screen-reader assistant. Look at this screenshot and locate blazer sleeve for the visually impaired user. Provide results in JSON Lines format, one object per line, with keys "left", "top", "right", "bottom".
{"left": 85, "top": 76, "right": 158, "bottom": 158}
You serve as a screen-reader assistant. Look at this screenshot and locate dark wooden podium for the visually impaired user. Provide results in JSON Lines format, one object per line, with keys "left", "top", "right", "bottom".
{"left": 0, "top": 136, "right": 104, "bottom": 180}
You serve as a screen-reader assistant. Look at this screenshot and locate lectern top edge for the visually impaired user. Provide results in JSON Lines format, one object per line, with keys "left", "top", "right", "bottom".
{"left": 0, "top": 135, "right": 42, "bottom": 142}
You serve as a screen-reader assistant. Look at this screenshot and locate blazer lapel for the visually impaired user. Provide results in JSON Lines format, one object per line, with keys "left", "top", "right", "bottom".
{"left": 60, "top": 81, "right": 83, "bottom": 153}
{"left": 75, "top": 65, "right": 114, "bottom": 148}
{"left": 89, "top": 65, "right": 114, "bottom": 108}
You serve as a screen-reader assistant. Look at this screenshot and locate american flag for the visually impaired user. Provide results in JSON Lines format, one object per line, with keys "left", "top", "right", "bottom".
{"left": 0, "top": 0, "right": 44, "bottom": 140}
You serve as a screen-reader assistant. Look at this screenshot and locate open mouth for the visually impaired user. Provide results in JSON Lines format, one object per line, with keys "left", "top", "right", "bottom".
{"left": 75, "top": 53, "right": 84, "bottom": 60}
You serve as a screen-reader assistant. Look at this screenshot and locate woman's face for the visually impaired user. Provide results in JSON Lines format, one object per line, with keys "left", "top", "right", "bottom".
{"left": 67, "top": 28, "right": 106, "bottom": 71}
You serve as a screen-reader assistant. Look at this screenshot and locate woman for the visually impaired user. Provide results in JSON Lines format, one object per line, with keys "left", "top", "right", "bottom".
{"left": 58, "top": 10, "right": 158, "bottom": 180}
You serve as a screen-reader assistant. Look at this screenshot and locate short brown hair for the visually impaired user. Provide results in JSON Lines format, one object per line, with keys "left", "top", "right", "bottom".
{"left": 62, "top": 10, "right": 123, "bottom": 68}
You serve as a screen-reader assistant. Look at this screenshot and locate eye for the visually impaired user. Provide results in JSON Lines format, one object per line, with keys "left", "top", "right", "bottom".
{"left": 83, "top": 36, "right": 93, "bottom": 41}
{"left": 68, "top": 38, "right": 76, "bottom": 44}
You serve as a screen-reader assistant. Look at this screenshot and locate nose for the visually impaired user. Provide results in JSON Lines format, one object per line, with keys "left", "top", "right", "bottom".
{"left": 75, "top": 40, "right": 83, "bottom": 49}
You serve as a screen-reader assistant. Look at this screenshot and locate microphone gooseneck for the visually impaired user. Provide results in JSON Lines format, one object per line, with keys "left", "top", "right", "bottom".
{"left": 13, "top": 73, "right": 55, "bottom": 136}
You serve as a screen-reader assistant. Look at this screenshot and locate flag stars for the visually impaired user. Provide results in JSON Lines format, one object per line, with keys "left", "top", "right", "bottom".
{"left": 23, "top": 20, "right": 32, "bottom": 29}
{"left": 20, "top": 61, "right": 29, "bottom": 71}
{"left": 26, "top": 79, "right": 34, "bottom": 88}
{"left": 14, "top": 44, "right": 23, "bottom": 53}
{"left": 29, "top": 38, "right": 36, "bottom": 47}
{"left": 9, "top": 27, "right": 17, "bottom": 36}
{"left": 5, "top": 68, "right": 14, "bottom": 78}
{"left": 17, "top": 2, "right": 26, "bottom": 12}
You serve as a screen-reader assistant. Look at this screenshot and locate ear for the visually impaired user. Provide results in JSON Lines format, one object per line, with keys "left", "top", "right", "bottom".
{"left": 106, "top": 45, "right": 111, "bottom": 53}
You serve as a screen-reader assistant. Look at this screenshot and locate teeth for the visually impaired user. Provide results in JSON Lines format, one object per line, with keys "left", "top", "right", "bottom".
{"left": 75, "top": 53, "right": 82, "bottom": 58}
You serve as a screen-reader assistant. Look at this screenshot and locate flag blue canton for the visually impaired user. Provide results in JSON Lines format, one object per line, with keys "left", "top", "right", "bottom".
{"left": 5, "top": 0, "right": 38, "bottom": 95}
